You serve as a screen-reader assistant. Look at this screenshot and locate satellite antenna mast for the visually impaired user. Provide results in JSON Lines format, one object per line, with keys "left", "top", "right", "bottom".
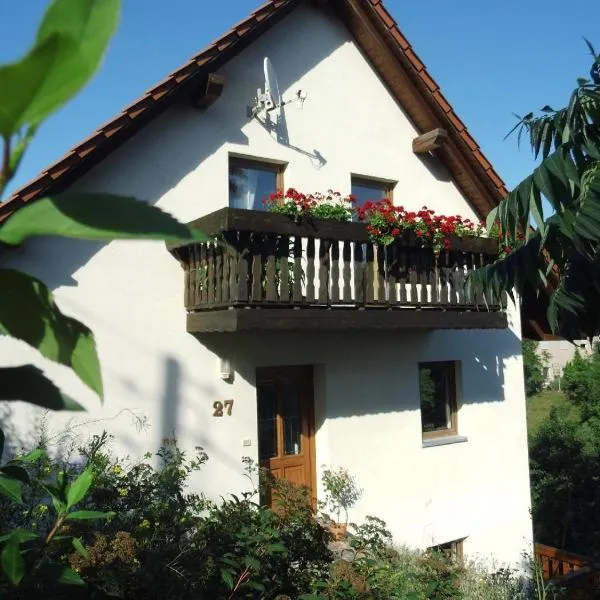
{"left": 247, "top": 57, "right": 307, "bottom": 119}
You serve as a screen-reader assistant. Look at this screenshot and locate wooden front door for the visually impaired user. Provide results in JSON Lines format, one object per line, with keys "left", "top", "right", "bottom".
{"left": 256, "top": 365, "right": 316, "bottom": 506}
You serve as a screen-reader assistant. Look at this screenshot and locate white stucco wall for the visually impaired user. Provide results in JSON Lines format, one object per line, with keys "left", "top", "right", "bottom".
{"left": 0, "top": 5, "right": 531, "bottom": 567}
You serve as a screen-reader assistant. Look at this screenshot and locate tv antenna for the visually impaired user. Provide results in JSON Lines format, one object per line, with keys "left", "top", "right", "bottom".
{"left": 247, "top": 57, "right": 307, "bottom": 119}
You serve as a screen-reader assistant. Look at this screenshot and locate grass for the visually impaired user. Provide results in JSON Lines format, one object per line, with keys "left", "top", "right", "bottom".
{"left": 526, "top": 389, "right": 579, "bottom": 437}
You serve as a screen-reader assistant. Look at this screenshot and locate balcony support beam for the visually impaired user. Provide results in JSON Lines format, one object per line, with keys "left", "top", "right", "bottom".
{"left": 187, "top": 307, "right": 507, "bottom": 334}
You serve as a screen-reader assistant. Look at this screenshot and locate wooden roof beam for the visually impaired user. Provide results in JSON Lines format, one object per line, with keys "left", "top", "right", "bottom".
{"left": 190, "top": 73, "right": 225, "bottom": 109}
{"left": 412, "top": 128, "right": 448, "bottom": 154}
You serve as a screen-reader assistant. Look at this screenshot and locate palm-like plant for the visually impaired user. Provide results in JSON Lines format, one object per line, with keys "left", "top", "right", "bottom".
{"left": 471, "top": 40, "right": 600, "bottom": 340}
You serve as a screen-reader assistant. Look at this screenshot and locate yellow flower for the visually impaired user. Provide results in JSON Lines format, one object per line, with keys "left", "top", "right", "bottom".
{"left": 118, "top": 488, "right": 128, "bottom": 497}
{"left": 112, "top": 465, "right": 123, "bottom": 475}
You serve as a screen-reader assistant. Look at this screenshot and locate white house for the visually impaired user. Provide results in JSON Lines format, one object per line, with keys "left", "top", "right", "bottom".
{"left": 0, "top": 0, "right": 533, "bottom": 567}
{"left": 538, "top": 338, "right": 596, "bottom": 386}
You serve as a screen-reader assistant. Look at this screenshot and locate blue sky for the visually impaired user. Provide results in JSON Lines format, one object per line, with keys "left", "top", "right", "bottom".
{"left": 1, "top": 0, "right": 598, "bottom": 199}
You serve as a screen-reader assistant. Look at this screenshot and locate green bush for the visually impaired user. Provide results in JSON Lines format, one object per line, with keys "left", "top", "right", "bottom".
{"left": 1, "top": 433, "right": 548, "bottom": 599}
{"left": 1, "top": 433, "right": 332, "bottom": 599}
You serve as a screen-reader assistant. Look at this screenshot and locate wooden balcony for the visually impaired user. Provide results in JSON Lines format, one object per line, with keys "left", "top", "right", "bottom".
{"left": 168, "top": 208, "right": 507, "bottom": 333}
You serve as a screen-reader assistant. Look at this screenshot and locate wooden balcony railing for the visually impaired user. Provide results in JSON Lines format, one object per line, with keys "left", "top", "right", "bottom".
{"left": 168, "top": 208, "right": 507, "bottom": 333}
{"left": 535, "top": 543, "right": 600, "bottom": 597}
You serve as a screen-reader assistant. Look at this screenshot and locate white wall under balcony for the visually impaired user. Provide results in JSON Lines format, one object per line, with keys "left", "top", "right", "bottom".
{"left": 0, "top": 3, "right": 531, "bottom": 568}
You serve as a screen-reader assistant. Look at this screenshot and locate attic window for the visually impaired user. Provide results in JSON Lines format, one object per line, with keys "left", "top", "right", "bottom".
{"left": 229, "top": 157, "right": 284, "bottom": 211}
{"left": 350, "top": 176, "right": 394, "bottom": 213}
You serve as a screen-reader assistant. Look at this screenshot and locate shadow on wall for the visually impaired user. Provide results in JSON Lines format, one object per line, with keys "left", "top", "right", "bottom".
{"left": 157, "top": 354, "right": 252, "bottom": 474}
{"left": 0, "top": 402, "right": 35, "bottom": 460}
{"left": 198, "top": 327, "right": 520, "bottom": 420}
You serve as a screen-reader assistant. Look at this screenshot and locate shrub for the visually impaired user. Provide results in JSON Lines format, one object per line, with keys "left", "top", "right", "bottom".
{"left": 2, "top": 432, "right": 546, "bottom": 599}
{"left": 320, "top": 466, "right": 362, "bottom": 525}
{"left": 1, "top": 433, "right": 332, "bottom": 599}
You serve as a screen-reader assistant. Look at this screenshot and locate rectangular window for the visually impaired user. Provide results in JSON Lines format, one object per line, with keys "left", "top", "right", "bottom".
{"left": 229, "top": 157, "right": 284, "bottom": 211}
{"left": 419, "top": 361, "right": 458, "bottom": 439}
{"left": 350, "top": 176, "right": 394, "bottom": 210}
{"left": 429, "top": 539, "right": 464, "bottom": 562}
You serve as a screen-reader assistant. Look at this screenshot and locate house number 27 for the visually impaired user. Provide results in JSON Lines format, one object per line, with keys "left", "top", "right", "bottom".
{"left": 213, "top": 399, "right": 234, "bottom": 417}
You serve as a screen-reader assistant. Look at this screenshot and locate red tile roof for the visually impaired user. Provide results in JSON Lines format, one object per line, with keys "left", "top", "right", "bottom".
{"left": 0, "top": 0, "right": 507, "bottom": 222}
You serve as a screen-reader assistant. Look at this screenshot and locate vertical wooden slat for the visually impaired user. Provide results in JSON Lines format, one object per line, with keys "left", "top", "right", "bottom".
{"left": 377, "top": 244, "right": 386, "bottom": 303}
{"left": 228, "top": 246, "right": 237, "bottom": 303}
{"left": 279, "top": 235, "right": 290, "bottom": 303}
{"left": 207, "top": 243, "right": 215, "bottom": 307}
{"left": 214, "top": 245, "right": 223, "bottom": 305}
{"left": 331, "top": 241, "right": 340, "bottom": 303}
{"left": 251, "top": 233, "right": 262, "bottom": 302}
{"left": 409, "top": 249, "right": 419, "bottom": 304}
{"left": 319, "top": 239, "right": 331, "bottom": 304}
{"left": 482, "top": 253, "right": 496, "bottom": 307}
{"left": 306, "top": 237, "right": 316, "bottom": 303}
{"left": 265, "top": 234, "right": 277, "bottom": 302}
{"left": 190, "top": 246, "right": 198, "bottom": 308}
{"left": 354, "top": 241, "right": 365, "bottom": 304}
{"left": 455, "top": 252, "right": 465, "bottom": 304}
{"left": 342, "top": 241, "right": 351, "bottom": 302}
{"left": 182, "top": 248, "right": 191, "bottom": 309}
{"left": 463, "top": 251, "right": 474, "bottom": 305}
{"left": 472, "top": 252, "right": 484, "bottom": 307}
{"left": 365, "top": 242, "right": 375, "bottom": 304}
{"left": 398, "top": 244, "right": 407, "bottom": 303}
{"left": 221, "top": 245, "right": 229, "bottom": 304}
{"left": 440, "top": 249, "right": 449, "bottom": 305}
{"left": 430, "top": 253, "right": 439, "bottom": 305}
{"left": 419, "top": 249, "right": 430, "bottom": 304}
{"left": 388, "top": 244, "right": 398, "bottom": 304}
{"left": 293, "top": 236, "right": 303, "bottom": 303}
{"left": 199, "top": 245, "right": 206, "bottom": 307}
{"left": 236, "top": 234, "right": 249, "bottom": 303}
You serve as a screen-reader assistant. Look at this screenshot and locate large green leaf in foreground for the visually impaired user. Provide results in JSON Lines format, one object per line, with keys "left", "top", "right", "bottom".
{"left": 0, "top": 269, "right": 102, "bottom": 398}
{"left": 0, "top": 193, "right": 205, "bottom": 245}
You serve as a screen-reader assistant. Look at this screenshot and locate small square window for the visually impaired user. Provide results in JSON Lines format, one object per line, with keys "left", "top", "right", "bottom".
{"left": 351, "top": 176, "right": 394, "bottom": 211}
{"left": 229, "top": 157, "right": 284, "bottom": 211}
{"left": 419, "top": 362, "right": 458, "bottom": 439}
{"left": 428, "top": 539, "right": 464, "bottom": 563}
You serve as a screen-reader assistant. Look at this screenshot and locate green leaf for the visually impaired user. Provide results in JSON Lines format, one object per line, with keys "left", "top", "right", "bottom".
{"left": 0, "top": 365, "right": 84, "bottom": 411}
{"left": 0, "top": 192, "right": 206, "bottom": 246}
{"left": 1, "top": 536, "right": 25, "bottom": 585}
{"left": 244, "top": 556, "right": 261, "bottom": 571}
{"left": 72, "top": 537, "right": 89, "bottom": 559}
{"left": 0, "top": 530, "right": 39, "bottom": 544}
{"left": 220, "top": 569, "right": 234, "bottom": 590}
{"left": 66, "top": 469, "right": 93, "bottom": 509}
{"left": 246, "top": 581, "right": 266, "bottom": 592}
{"left": 0, "top": 34, "right": 71, "bottom": 137}
{"left": 0, "top": 269, "right": 102, "bottom": 398}
{"left": 266, "top": 542, "right": 287, "bottom": 554}
{"left": 0, "top": 474, "right": 23, "bottom": 504}
{"left": 48, "top": 491, "right": 67, "bottom": 516}
{"left": 66, "top": 510, "right": 115, "bottom": 521}
{"left": 12, "top": 448, "right": 46, "bottom": 464}
{"left": 0, "top": 0, "right": 120, "bottom": 137}
{"left": 38, "top": 563, "right": 85, "bottom": 586}
{"left": 0, "top": 465, "right": 30, "bottom": 485}
{"left": 57, "top": 567, "right": 85, "bottom": 586}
